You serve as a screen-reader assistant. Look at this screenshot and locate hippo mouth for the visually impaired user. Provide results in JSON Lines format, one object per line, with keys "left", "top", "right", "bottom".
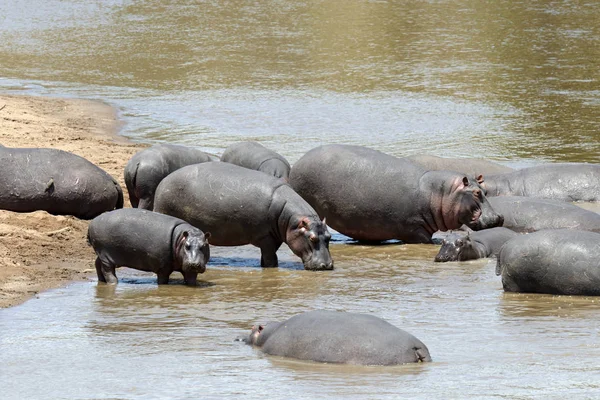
{"left": 184, "top": 263, "right": 207, "bottom": 274}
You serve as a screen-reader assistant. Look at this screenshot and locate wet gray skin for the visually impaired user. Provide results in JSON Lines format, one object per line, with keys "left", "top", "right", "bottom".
{"left": 434, "top": 227, "right": 518, "bottom": 262}
{"left": 88, "top": 208, "right": 211, "bottom": 285}
{"left": 124, "top": 143, "right": 217, "bottom": 210}
{"left": 0, "top": 147, "right": 123, "bottom": 219}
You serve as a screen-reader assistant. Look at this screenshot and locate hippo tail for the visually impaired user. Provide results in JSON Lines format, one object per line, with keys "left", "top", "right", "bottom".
{"left": 113, "top": 178, "right": 124, "bottom": 210}
{"left": 124, "top": 161, "right": 140, "bottom": 208}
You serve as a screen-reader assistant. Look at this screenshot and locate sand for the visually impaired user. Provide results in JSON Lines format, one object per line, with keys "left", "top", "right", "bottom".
{"left": 0, "top": 94, "right": 147, "bottom": 308}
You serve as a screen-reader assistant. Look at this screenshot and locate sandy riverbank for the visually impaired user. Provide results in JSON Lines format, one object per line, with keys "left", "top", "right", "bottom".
{"left": 0, "top": 94, "right": 147, "bottom": 308}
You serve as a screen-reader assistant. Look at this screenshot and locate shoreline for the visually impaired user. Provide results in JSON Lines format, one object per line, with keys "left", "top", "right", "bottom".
{"left": 0, "top": 93, "right": 147, "bottom": 308}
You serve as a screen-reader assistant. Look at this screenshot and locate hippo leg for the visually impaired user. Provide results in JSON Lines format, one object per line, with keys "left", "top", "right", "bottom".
{"left": 257, "top": 238, "right": 281, "bottom": 268}
{"left": 137, "top": 197, "right": 154, "bottom": 211}
{"left": 156, "top": 269, "right": 171, "bottom": 285}
{"left": 95, "top": 257, "right": 118, "bottom": 285}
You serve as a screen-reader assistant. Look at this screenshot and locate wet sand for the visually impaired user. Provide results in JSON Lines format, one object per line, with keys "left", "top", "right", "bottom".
{"left": 0, "top": 94, "right": 147, "bottom": 308}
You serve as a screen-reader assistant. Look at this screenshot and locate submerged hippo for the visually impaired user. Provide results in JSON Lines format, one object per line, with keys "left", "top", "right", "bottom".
{"left": 496, "top": 229, "right": 600, "bottom": 295}
{"left": 221, "top": 141, "right": 291, "bottom": 181}
{"left": 288, "top": 144, "right": 503, "bottom": 243}
{"left": 0, "top": 147, "right": 123, "bottom": 219}
{"left": 124, "top": 143, "right": 217, "bottom": 210}
{"left": 88, "top": 208, "right": 211, "bottom": 285}
{"left": 242, "top": 310, "right": 431, "bottom": 365}
{"left": 488, "top": 196, "right": 600, "bottom": 233}
{"left": 405, "top": 154, "right": 514, "bottom": 176}
{"left": 483, "top": 163, "right": 600, "bottom": 202}
{"left": 153, "top": 162, "right": 333, "bottom": 270}
{"left": 434, "top": 227, "right": 518, "bottom": 262}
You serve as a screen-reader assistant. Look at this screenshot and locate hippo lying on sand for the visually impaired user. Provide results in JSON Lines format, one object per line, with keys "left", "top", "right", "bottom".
{"left": 124, "top": 143, "right": 216, "bottom": 210}
{"left": 241, "top": 310, "right": 431, "bottom": 365}
{"left": 488, "top": 196, "right": 600, "bottom": 233}
{"left": 405, "top": 154, "right": 514, "bottom": 176}
{"left": 483, "top": 163, "right": 600, "bottom": 202}
{"left": 221, "top": 141, "right": 291, "bottom": 181}
{"left": 434, "top": 227, "right": 518, "bottom": 262}
{"left": 154, "top": 162, "right": 333, "bottom": 270}
{"left": 88, "top": 208, "right": 211, "bottom": 285}
{"left": 289, "top": 144, "right": 503, "bottom": 243}
{"left": 496, "top": 229, "right": 600, "bottom": 296}
{"left": 0, "top": 147, "right": 123, "bottom": 219}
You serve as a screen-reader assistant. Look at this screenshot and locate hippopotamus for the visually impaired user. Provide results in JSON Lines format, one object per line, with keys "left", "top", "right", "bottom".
{"left": 153, "top": 162, "right": 333, "bottom": 270}
{"left": 488, "top": 196, "right": 600, "bottom": 233}
{"left": 220, "top": 141, "right": 291, "bottom": 181}
{"left": 87, "top": 208, "right": 210, "bottom": 285}
{"left": 0, "top": 147, "right": 123, "bottom": 219}
{"left": 288, "top": 144, "right": 503, "bottom": 243}
{"left": 405, "top": 154, "right": 514, "bottom": 176}
{"left": 434, "top": 227, "right": 518, "bottom": 262}
{"left": 496, "top": 229, "right": 600, "bottom": 296}
{"left": 483, "top": 163, "right": 600, "bottom": 202}
{"left": 241, "top": 310, "right": 431, "bottom": 365}
{"left": 124, "top": 143, "right": 217, "bottom": 210}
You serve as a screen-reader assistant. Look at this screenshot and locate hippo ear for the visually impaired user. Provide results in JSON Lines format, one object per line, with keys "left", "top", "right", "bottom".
{"left": 476, "top": 174, "right": 485, "bottom": 184}
{"left": 258, "top": 325, "right": 264, "bottom": 332}
{"left": 462, "top": 176, "right": 469, "bottom": 187}
{"left": 182, "top": 231, "right": 189, "bottom": 240}
{"left": 204, "top": 232, "right": 211, "bottom": 242}
{"left": 322, "top": 217, "right": 327, "bottom": 226}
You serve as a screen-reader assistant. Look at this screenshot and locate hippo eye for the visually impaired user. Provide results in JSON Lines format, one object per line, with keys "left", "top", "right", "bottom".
{"left": 456, "top": 239, "right": 463, "bottom": 246}
{"left": 473, "top": 189, "right": 482, "bottom": 199}
{"left": 185, "top": 243, "right": 192, "bottom": 250}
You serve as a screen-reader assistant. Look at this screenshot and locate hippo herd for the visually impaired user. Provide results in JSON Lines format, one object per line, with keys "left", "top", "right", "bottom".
{"left": 2, "top": 140, "right": 600, "bottom": 366}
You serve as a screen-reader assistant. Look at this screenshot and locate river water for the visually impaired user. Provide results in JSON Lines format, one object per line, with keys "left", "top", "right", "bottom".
{"left": 1, "top": 1, "right": 600, "bottom": 398}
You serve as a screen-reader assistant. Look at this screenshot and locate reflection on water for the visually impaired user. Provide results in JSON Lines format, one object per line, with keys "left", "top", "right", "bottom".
{"left": 1, "top": 0, "right": 600, "bottom": 162}
{"left": 2, "top": 238, "right": 600, "bottom": 399}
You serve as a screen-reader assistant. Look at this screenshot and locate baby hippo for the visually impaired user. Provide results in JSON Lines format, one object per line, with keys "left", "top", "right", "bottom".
{"left": 241, "top": 310, "right": 431, "bottom": 365}
{"left": 435, "top": 227, "right": 518, "bottom": 262}
{"left": 87, "top": 208, "right": 210, "bottom": 285}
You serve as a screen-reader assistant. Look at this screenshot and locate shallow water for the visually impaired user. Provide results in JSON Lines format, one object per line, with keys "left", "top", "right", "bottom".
{"left": 1, "top": 0, "right": 600, "bottom": 398}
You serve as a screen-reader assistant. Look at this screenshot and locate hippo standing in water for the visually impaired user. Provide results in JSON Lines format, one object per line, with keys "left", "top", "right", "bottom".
{"left": 405, "top": 154, "right": 514, "bottom": 176}
{"left": 241, "top": 310, "right": 431, "bottom": 365}
{"left": 496, "top": 229, "right": 600, "bottom": 296}
{"left": 124, "top": 143, "right": 217, "bottom": 210}
{"left": 153, "top": 162, "right": 333, "bottom": 270}
{"left": 220, "top": 141, "right": 291, "bottom": 181}
{"left": 488, "top": 196, "right": 600, "bottom": 233}
{"left": 483, "top": 163, "right": 600, "bottom": 202}
{"left": 0, "top": 147, "right": 123, "bottom": 219}
{"left": 88, "top": 208, "right": 211, "bottom": 285}
{"left": 434, "top": 227, "right": 518, "bottom": 262}
{"left": 289, "top": 144, "right": 503, "bottom": 243}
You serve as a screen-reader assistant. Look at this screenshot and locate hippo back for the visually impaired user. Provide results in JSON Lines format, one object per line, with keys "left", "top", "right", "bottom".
{"left": 221, "top": 141, "right": 291, "bottom": 180}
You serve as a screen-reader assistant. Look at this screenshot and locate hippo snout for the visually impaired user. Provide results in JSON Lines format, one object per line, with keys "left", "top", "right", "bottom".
{"left": 304, "top": 260, "right": 334, "bottom": 271}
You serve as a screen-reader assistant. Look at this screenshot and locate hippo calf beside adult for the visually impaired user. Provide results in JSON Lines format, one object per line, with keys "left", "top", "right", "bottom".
{"left": 488, "top": 196, "right": 600, "bottom": 233}
{"left": 405, "top": 154, "right": 514, "bottom": 176}
{"left": 289, "top": 144, "right": 503, "bottom": 243}
{"left": 0, "top": 147, "right": 123, "bottom": 219}
{"left": 221, "top": 141, "right": 291, "bottom": 181}
{"left": 124, "top": 143, "right": 217, "bottom": 210}
{"left": 496, "top": 229, "right": 600, "bottom": 296}
{"left": 88, "top": 208, "right": 211, "bottom": 285}
{"left": 153, "top": 162, "right": 333, "bottom": 270}
{"left": 242, "top": 310, "right": 431, "bottom": 365}
{"left": 434, "top": 227, "right": 518, "bottom": 262}
{"left": 483, "top": 163, "right": 600, "bottom": 202}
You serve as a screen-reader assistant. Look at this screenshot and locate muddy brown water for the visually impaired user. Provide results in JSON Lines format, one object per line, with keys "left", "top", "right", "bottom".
{"left": 1, "top": 0, "right": 600, "bottom": 398}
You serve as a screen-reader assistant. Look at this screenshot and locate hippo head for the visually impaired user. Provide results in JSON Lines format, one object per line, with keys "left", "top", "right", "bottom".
{"left": 434, "top": 230, "right": 475, "bottom": 262}
{"left": 285, "top": 216, "right": 333, "bottom": 271}
{"left": 449, "top": 176, "right": 503, "bottom": 231}
{"left": 174, "top": 228, "right": 211, "bottom": 285}
{"left": 244, "top": 324, "right": 264, "bottom": 345}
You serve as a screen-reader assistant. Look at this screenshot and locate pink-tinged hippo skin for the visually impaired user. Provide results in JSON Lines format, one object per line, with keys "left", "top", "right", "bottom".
{"left": 0, "top": 147, "right": 123, "bottom": 219}
{"left": 434, "top": 227, "right": 518, "bottom": 262}
{"left": 496, "top": 229, "right": 600, "bottom": 296}
{"left": 87, "top": 208, "right": 210, "bottom": 286}
{"left": 220, "top": 141, "right": 291, "bottom": 181}
{"left": 242, "top": 310, "right": 431, "bottom": 365}
{"left": 483, "top": 163, "right": 600, "bottom": 202}
{"left": 288, "top": 144, "right": 503, "bottom": 243}
{"left": 488, "top": 196, "right": 600, "bottom": 233}
{"left": 124, "top": 143, "right": 217, "bottom": 210}
{"left": 153, "top": 162, "right": 333, "bottom": 271}
{"left": 405, "top": 154, "right": 514, "bottom": 176}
